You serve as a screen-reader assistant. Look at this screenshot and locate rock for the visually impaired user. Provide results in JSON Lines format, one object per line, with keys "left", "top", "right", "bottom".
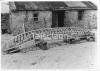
{"left": 35, "top": 39, "right": 48, "bottom": 50}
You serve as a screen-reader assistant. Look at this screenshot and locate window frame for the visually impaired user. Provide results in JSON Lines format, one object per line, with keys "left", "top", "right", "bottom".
{"left": 78, "top": 10, "right": 84, "bottom": 20}
{"left": 33, "top": 12, "right": 39, "bottom": 22}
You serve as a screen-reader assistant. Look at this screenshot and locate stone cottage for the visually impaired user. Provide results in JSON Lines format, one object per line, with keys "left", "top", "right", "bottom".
{"left": 9, "top": 1, "right": 97, "bottom": 35}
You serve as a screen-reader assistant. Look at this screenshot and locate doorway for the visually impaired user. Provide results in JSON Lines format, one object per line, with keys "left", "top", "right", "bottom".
{"left": 57, "top": 11, "right": 65, "bottom": 27}
{"left": 52, "top": 11, "right": 65, "bottom": 27}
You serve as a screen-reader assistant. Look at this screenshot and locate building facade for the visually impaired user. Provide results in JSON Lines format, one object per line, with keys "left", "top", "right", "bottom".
{"left": 9, "top": 1, "right": 97, "bottom": 35}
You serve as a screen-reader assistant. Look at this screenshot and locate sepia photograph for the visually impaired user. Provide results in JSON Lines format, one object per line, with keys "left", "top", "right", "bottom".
{"left": 0, "top": 0, "right": 99, "bottom": 70}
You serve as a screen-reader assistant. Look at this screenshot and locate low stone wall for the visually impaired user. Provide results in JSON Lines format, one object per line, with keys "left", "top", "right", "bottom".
{"left": 6, "top": 27, "right": 89, "bottom": 50}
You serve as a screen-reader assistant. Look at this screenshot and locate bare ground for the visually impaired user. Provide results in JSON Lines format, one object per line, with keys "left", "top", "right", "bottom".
{"left": 1, "top": 31, "right": 97, "bottom": 69}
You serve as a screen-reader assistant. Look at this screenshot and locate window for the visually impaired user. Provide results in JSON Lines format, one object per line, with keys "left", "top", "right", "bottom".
{"left": 33, "top": 13, "right": 38, "bottom": 21}
{"left": 78, "top": 10, "right": 84, "bottom": 20}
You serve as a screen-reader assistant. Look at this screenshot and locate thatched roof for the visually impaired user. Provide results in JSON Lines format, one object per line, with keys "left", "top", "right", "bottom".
{"left": 10, "top": 1, "right": 97, "bottom": 11}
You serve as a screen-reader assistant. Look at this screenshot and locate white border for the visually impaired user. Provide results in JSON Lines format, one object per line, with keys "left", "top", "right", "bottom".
{"left": 0, "top": 0, "right": 100, "bottom": 71}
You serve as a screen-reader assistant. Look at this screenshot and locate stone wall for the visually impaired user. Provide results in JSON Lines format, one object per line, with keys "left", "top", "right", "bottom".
{"left": 10, "top": 10, "right": 96, "bottom": 35}
{"left": 10, "top": 11, "right": 26, "bottom": 35}
{"left": 24, "top": 11, "right": 52, "bottom": 31}
{"left": 82, "top": 10, "right": 97, "bottom": 29}
{"left": 10, "top": 11, "right": 52, "bottom": 35}
{"left": 64, "top": 10, "right": 97, "bottom": 29}
{"left": 64, "top": 10, "right": 78, "bottom": 27}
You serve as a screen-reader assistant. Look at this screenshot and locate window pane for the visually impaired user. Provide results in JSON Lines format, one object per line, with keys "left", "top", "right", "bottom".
{"left": 78, "top": 10, "right": 84, "bottom": 20}
{"left": 33, "top": 12, "right": 38, "bottom": 21}
{"left": 34, "top": 13, "right": 38, "bottom": 17}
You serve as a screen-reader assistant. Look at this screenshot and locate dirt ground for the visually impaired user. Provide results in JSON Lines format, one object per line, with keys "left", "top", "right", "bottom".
{"left": 1, "top": 30, "right": 97, "bottom": 69}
